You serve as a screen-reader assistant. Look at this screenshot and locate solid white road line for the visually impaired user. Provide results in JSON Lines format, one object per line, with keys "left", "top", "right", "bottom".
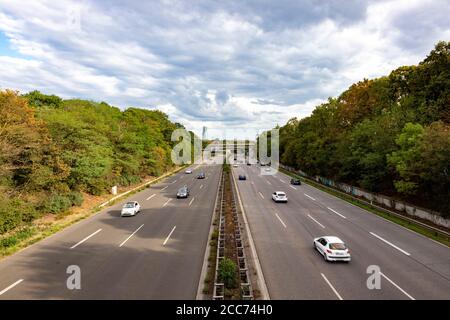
{"left": 370, "top": 232, "right": 411, "bottom": 256}
{"left": 321, "top": 273, "right": 343, "bottom": 300}
{"left": 146, "top": 194, "right": 156, "bottom": 201}
{"left": 200, "top": 184, "right": 203, "bottom": 189}
{"left": 380, "top": 272, "right": 415, "bottom": 300}
{"left": 304, "top": 193, "right": 316, "bottom": 201}
{"left": 119, "top": 224, "right": 144, "bottom": 247}
{"left": 70, "top": 229, "right": 102, "bottom": 249}
{"left": 189, "top": 197, "right": 195, "bottom": 206}
{"left": 308, "top": 214, "right": 325, "bottom": 228}
{"left": 290, "top": 185, "right": 297, "bottom": 190}
{"left": 327, "top": 207, "right": 347, "bottom": 219}
{"left": 163, "top": 199, "right": 172, "bottom": 207}
{"left": 163, "top": 226, "right": 177, "bottom": 246}
{"left": 0, "top": 279, "right": 24, "bottom": 296}
{"left": 161, "top": 186, "right": 168, "bottom": 191}
{"left": 275, "top": 213, "right": 287, "bottom": 228}
{"left": 258, "top": 192, "right": 265, "bottom": 199}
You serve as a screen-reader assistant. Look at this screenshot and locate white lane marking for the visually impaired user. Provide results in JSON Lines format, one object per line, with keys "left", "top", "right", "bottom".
{"left": 380, "top": 272, "right": 415, "bottom": 300}
{"left": 370, "top": 232, "right": 410, "bottom": 256}
{"left": 189, "top": 197, "right": 195, "bottom": 206}
{"left": 327, "top": 207, "right": 347, "bottom": 219}
{"left": 180, "top": 176, "right": 184, "bottom": 179}
{"left": 163, "top": 199, "right": 172, "bottom": 207}
{"left": 163, "top": 226, "right": 177, "bottom": 246}
{"left": 266, "top": 180, "right": 271, "bottom": 185}
{"left": 200, "top": 184, "right": 203, "bottom": 189}
{"left": 251, "top": 181, "right": 254, "bottom": 185}
{"left": 279, "top": 179, "right": 286, "bottom": 184}
{"left": 172, "top": 179, "right": 177, "bottom": 184}
{"left": 258, "top": 192, "right": 265, "bottom": 199}
{"left": 161, "top": 186, "right": 168, "bottom": 191}
{"left": 275, "top": 213, "right": 287, "bottom": 228}
{"left": 119, "top": 224, "right": 144, "bottom": 247}
{"left": 321, "top": 273, "right": 343, "bottom": 300}
{"left": 0, "top": 279, "right": 24, "bottom": 296}
{"left": 70, "top": 229, "right": 102, "bottom": 249}
{"left": 146, "top": 194, "right": 156, "bottom": 201}
{"left": 290, "top": 185, "right": 297, "bottom": 190}
{"left": 308, "top": 214, "right": 325, "bottom": 228}
{"left": 304, "top": 193, "right": 316, "bottom": 201}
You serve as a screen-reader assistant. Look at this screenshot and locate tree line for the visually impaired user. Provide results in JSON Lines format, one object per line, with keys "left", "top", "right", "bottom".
{"left": 0, "top": 90, "right": 184, "bottom": 234}
{"left": 277, "top": 41, "right": 450, "bottom": 216}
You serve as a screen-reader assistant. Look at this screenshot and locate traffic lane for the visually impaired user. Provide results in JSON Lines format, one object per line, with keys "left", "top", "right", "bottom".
{"left": 232, "top": 168, "right": 338, "bottom": 299}
{"left": 249, "top": 169, "right": 408, "bottom": 300}
{"left": 0, "top": 165, "right": 218, "bottom": 299}
{"left": 64, "top": 164, "right": 222, "bottom": 299}
{"left": 274, "top": 170, "right": 450, "bottom": 279}
{"left": 263, "top": 171, "right": 450, "bottom": 299}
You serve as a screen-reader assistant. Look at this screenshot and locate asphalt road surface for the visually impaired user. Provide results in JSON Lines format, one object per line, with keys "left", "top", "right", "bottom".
{"left": 232, "top": 164, "right": 450, "bottom": 300}
{"left": 0, "top": 164, "right": 221, "bottom": 299}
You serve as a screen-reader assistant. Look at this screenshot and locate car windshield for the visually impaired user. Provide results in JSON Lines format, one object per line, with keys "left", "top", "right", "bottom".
{"left": 329, "top": 243, "right": 346, "bottom": 250}
{"left": 124, "top": 203, "right": 134, "bottom": 208}
{"left": 278, "top": 193, "right": 286, "bottom": 197}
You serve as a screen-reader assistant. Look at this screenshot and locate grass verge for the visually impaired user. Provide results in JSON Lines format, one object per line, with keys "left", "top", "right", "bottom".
{"left": 280, "top": 168, "right": 450, "bottom": 247}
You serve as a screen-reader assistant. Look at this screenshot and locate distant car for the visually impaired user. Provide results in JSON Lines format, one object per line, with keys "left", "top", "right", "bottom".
{"left": 247, "top": 163, "right": 251, "bottom": 166}
{"left": 238, "top": 174, "right": 246, "bottom": 180}
{"left": 260, "top": 163, "right": 266, "bottom": 166}
{"left": 265, "top": 167, "right": 271, "bottom": 172}
{"left": 197, "top": 172, "right": 205, "bottom": 179}
{"left": 290, "top": 178, "right": 301, "bottom": 185}
{"left": 121, "top": 201, "right": 140, "bottom": 217}
{"left": 314, "top": 236, "right": 351, "bottom": 262}
{"left": 185, "top": 169, "right": 193, "bottom": 174}
{"left": 177, "top": 185, "right": 190, "bottom": 198}
{"left": 272, "top": 191, "right": 288, "bottom": 203}
{"left": 233, "top": 164, "right": 238, "bottom": 168}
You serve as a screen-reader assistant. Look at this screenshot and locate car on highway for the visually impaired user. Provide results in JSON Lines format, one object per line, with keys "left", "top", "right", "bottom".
{"left": 313, "top": 236, "right": 351, "bottom": 262}
{"left": 290, "top": 178, "right": 301, "bottom": 185}
{"left": 185, "top": 169, "right": 193, "bottom": 174}
{"left": 197, "top": 172, "right": 205, "bottom": 179}
{"left": 265, "top": 167, "right": 271, "bottom": 172}
{"left": 272, "top": 191, "right": 288, "bottom": 202}
{"left": 121, "top": 201, "right": 141, "bottom": 217}
{"left": 233, "top": 164, "right": 239, "bottom": 168}
{"left": 238, "top": 174, "right": 246, "bottom": 180}
{"left": 177, "top": 185, "right": 190, "bottom": 198}
{"left": 247, "top": 162, "right": 251, "bottom": 166}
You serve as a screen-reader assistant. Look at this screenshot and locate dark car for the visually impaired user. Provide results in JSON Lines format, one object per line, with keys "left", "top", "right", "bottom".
{"left": 177, "top": 185, "right": 190, "bottom": 198}
{"left": 246, "top": 162, "right": 251, "bottom": 166}
{"left": 197, "top": 172, "right": 205, "bottom": 179}
{"left": 290, "top": 178, "right": 301, "bottom": 185}
{"left": 239, "top": 174, "right": 247, "bottom": 180}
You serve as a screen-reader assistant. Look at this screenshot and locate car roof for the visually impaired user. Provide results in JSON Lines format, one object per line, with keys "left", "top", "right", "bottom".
{"left": 322, "top": 236, "right": 344, "bottom": 243}
{"left": 275, "top": 191, "right": 285, "bottom": 194}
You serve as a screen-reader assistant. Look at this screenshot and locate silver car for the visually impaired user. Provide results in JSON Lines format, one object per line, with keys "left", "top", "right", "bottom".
{"left": 121, "top": 201, "right": 141, "bottom": 217}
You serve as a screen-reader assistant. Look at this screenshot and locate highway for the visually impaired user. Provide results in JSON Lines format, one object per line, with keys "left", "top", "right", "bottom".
{"left": 0, "top": 164, "right": 221, "bottom": 299}
{"left": 232, "top": 164, "right": 450, "bottom": 300}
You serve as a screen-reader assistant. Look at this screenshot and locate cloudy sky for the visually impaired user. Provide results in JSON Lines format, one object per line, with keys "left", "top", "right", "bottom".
{"left": 0, "top": 0, "right": 449, "bottom": 139}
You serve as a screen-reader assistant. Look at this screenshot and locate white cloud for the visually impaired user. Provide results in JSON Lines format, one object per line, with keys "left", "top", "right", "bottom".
{"left": 0, "top": 0, "right": 448, "bottom": 139}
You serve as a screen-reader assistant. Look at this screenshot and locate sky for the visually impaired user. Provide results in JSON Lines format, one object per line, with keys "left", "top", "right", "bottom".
{"left": 0, "top": 0, "right": 449, "bottom": 139}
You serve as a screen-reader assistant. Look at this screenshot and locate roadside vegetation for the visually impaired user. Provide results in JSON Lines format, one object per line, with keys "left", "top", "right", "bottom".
{"left": 275, "top": 41, "right": 450, "bottom": 216}
{"left": 0, "top": 90, "right": 186, "bottom": 245}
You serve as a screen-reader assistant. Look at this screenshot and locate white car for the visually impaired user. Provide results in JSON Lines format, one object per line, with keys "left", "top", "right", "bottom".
{"left": 121, "top": 201, "right": 141, "bottom": 217}
{"left": 233, "top": 164, "right": 238, "bottom": 168}
{"left": 185, "top": 169, "right": 193, "bottom": 174}
{"left": 272, "top": 191, "right": 288, "bottom": 202}
{"left": 313, "top": 236, "right": 351, "bottom": 262}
